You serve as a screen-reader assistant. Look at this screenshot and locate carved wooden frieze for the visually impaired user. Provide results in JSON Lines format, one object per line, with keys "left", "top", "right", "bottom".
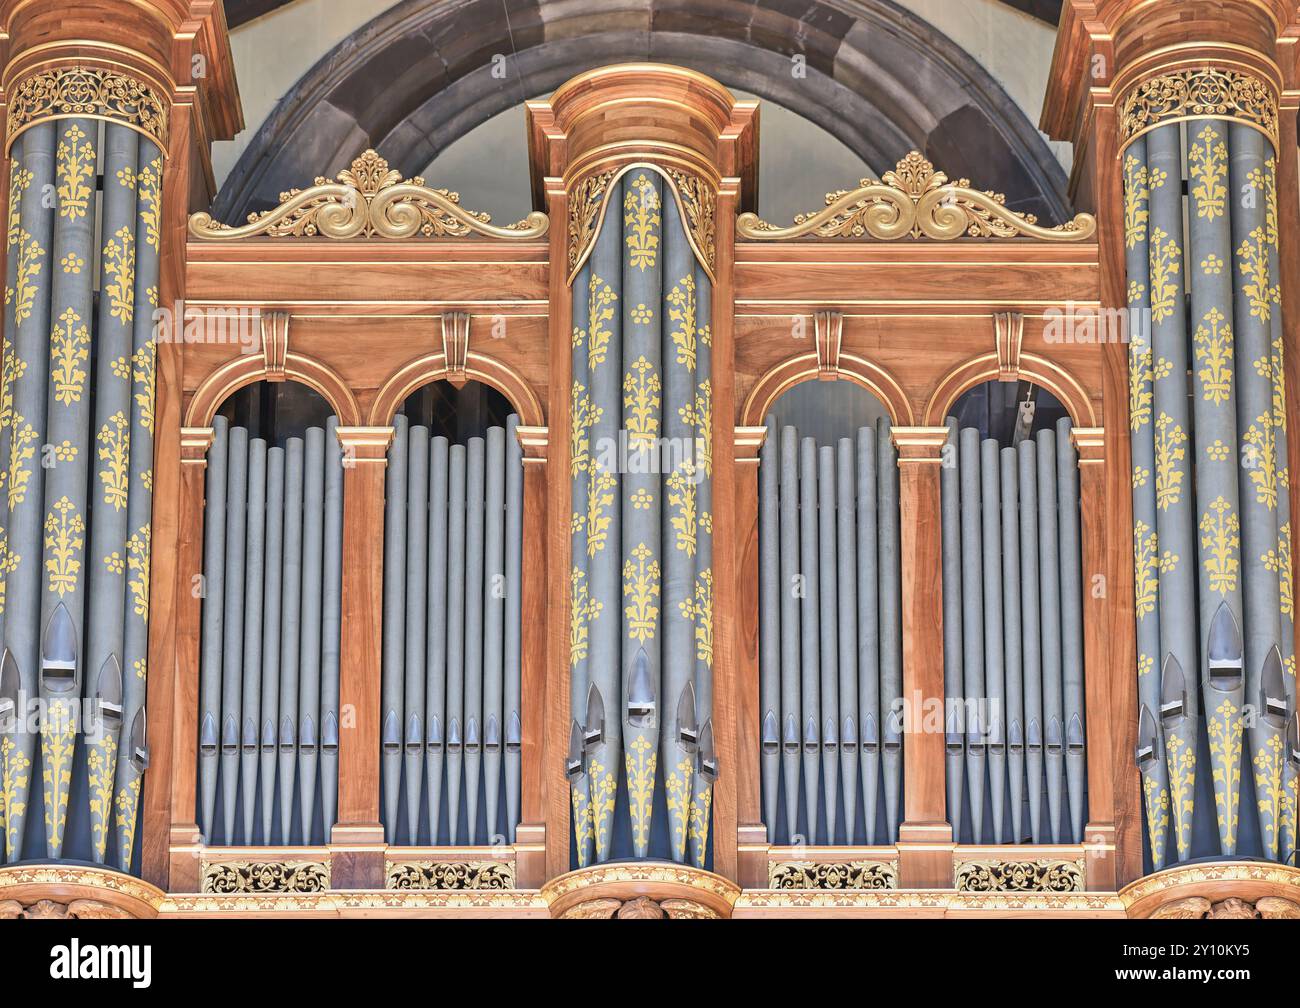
{"left": 386, "top": 860, "right": 516, "bottom": 890}
{"left": 7, "top": 66, "right": 169, "bottom": 154}
{"left": 768, "top": 860, "right": 897, "bottom": 890}
{"left": 201, "top": 860, "right": 330, "bottom": 894}
{"left": 954, "top": 858, "right": 1085, "bottom": 893}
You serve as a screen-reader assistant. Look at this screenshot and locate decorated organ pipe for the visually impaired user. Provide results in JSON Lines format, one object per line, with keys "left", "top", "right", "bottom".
{"left": 196, "top": 415, "right": 342, "bottom": 845}
{"left": 379, "top": 406, "right": 525, "bottom": 846}
{"left": 1124, "top": 115, "right": 1297, "bottom": 865}
{"left": 758, "top": 413, "right": 903, "bottom": 845}
{"left": 0, "top": 121, "right": 160, "bottom": 866}
{"left": 942, "top": 414, "right": 1088, "bottom": 844}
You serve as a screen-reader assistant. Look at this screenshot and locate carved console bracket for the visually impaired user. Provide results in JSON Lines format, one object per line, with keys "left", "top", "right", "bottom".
{"left": 954, "top": 858, "right": 1086, "bottom": 893}
{"left": 387, "top": 859, "right": 517, "bottom": 890}
{"left": 441, "top": 311, "right": 471, "bottom": 386}
{"left": 1121, "top": 861, "right": 1300, "bottom": 918}
{"left": 737, "top": 152, "right": 1096, "bottom": 241}
{"left": 769, "top": 860, "right": 898, "bottom": 890}
{"left": 262, "top": 310, "right": 291, "bottom": 381}
{"left": 994, "top": 311, "right": 1023, "bottom": 382}
{"left": 189, "top": 150, "right": 549, "bottom": 240}
{"left": 814, "top": 309, "right": 843, "bottom": 380}
{"left": 540, "top": 863, "right": 741, "bottom": 920}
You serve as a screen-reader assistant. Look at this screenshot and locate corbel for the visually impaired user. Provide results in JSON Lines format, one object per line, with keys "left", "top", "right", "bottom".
{"left": 994, "top": 311, "right": 1023, "bottom": 383}
{"left": 734, "top": 426, "right": 768, "bottom": 466}
{"left": 261, "top": 310, "right": 290, "bottom": 381}
{"left": 813, "top": 309, "right": 842, "bottom": 381}
{"left": 442, "top": 311, "right": 471, "bottom": 386}
{"left": 515, "top": 425, "right": 549, "bottom": 466}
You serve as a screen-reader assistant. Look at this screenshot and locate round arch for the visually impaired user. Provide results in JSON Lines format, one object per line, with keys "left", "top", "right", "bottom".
{"left": 214, "top": 0, "right": 1072, "bottom": 228}
{"left": 368, "top": 351, "right": 545, "bottom": 428}
{"left": 184, "top": 352, "right": 362, "bottom": 427}
{"left": 923, "top": 351, "right": 1097, "bottom": 428}
{"left": 741, "top": 351, "right": 914, "bottom": 428}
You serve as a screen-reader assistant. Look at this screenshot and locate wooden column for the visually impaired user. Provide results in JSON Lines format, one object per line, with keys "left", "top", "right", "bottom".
{"left": 330, "top": 426, "right": 393, "bottom": 889}
{"left": 163, "top": 428, "right": 214, "bottom": 893}
{"left": 891, "top": 426, "right": 952, "bottom": 887}
{"left": 1073, "top": 427, "right": 1117, "bottom": 889}
{"left": 514, "top": 425, "right": 549, "bottom": 888}
{"left": 733, "top": 425, "right": 768, "bottom": 889}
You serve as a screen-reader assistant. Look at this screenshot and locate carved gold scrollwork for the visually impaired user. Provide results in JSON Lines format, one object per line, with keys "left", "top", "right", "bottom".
{"left": 736, "top": 151, "right": 1095, "bottom": 242}
{"left": 189, "top": 150, "right": 549, "bottom": 241}
{"left": 768, "top": 860, "right": 898, "bottom": 890}
{"left": 954, "top": 859, "right": 1085, "bottom": 893}
{"left": 201, "top": 861, "right": 330, "bottom": 894}
{"left": 1118, "top": 67, "right": 1279, "bottom": 154}
{"left": 6, "top": 67, "right": 169, "bottom": 155}
{"left": 994, "top": 310, "right": 1024, "bottom": 382}
{"left": 566, "top": 163, "right": 717, "bottom": 284}
{"left": 386, "top": 861, "right": 516, "bottom": 890}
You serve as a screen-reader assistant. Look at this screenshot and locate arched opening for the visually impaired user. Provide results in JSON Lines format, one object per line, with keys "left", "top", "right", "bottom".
{"left": 197, "top": 380, "right": 343, "bottom": 847}
{"left": 939, "top": 378, "right": 1088, "bottom": 846}
{"left": 380, "top": 379, "right": 526, "bottom": 848}
{"left": 758, "top": 378, "right": 903, "bottom": 847}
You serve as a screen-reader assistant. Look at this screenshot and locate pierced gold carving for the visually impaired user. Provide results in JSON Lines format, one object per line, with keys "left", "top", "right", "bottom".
{"left": 441, "top": 311, "right": 471, "bottom": 387}
{"left": 6, "top": 67, "right": 168, "bottom": 155}
{"left": 994, "top": 311, "right": 1024, "bottom": 382}
{"left": 261, "top": 311, "right": 290, "bottom": 381}
{"left": 737, "top": 151, "right": 1095, "bottom": 242}
{"left": 201, "top": 861, "right": 330, "bottom": 894}
{"left": 189, "top": 150, "right": 549, "bottom": 241}
{"left": 566, "top": 164, "right": 717, "bottom": 284}
{"left": 769, "top": 860, "right": 897, "bottom": 890}
{"left": 954, "top": 859, "right": 1085, "bottom": 892}
{"left": 813, "top": 309, "right": 843, "bottom": 381}
{"left": 386, "top": 860, "right": 515, "bottom": 890}
{"left": 1118, "top": 67, "right": 1279, "bottom": 154}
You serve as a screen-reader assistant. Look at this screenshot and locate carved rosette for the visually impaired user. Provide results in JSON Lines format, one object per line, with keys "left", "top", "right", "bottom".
{"left": 566, "top": 163, "right": 717, "bottom": 283}
{"left": 737, "top": 151, "right": 1095, "bottom": 242}
{"left": 1118, "top": 66, "right": 1278, "bottom": 153}
{"left": 189, "top": 150, "right": 549, "bottom": 240}
{"left": 954, "top": 859, "right": 1085, "bottom": 893}
{"left": 560, "top": 895, "right": 719, "bottom": 919}
{"left": 0, "top": 865, "right": 163, "bottom": 918}
{"left": 386, "top": 861, "right": 516, "bottom": 890}
{"left": 768, "top": 860, "right": 897, "bottom": 890}
{"left": 201, "top": 861, "right": 331, "bottom": 894}
{"left": 6, "top": 66, "right": 169, "bottom": 154}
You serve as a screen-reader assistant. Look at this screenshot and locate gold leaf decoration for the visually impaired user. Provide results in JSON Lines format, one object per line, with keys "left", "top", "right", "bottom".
{"left": 622, "top": 543, "right": 660, "bottom": 645}
{"left": 622, "top": 172, "right": 661, "bottom": 270}
{"left": 7, "top": 67, "right": 169, "bottom": 153}
{"left": 55, "top": 122, "right": 95, "bottom": 222}
{"left": 43, "top": 497, "right": 84, "bottom": 598}
{"left": 1197, "top": 496, "right": 1239, "bottom": 597}
{"left": 50, "top": 307, "right": 90, "bottom": 407}
{"left": 1118, "top": 66, "right": 1278, "bottom": 152}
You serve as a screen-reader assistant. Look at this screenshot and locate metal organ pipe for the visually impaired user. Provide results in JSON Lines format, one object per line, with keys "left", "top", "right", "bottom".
{"left": 817, "top": 446, "right": 840, "bottom": 842}
{"left": 1018, "top": 438, "right": 1045, "bottom": 844}
{"left": 877, "top": 419, "right": 903, "bottom": 842}
{"left": 1036, "top": 427, "right": 1065, "bottom": 843}
{"left": 278, "top": 437, "right": 304, "bottom": 843}
{"left": 503, "top": 417, "right": 524, "bottom": 842}
{"left": 463, "top": 436, "right": 486, "bottom": 844}
{"left": 778, "top": 426, "right": 801, "bottom": 839}
{"left": 857, "top": 425, "right": 880, "bottom": 846}
{"left": 445, "top": 443, "right": 467, "bottom": 844}
{"left": 219, "top": 425, "right": 248, "bottom": 845}
{"left": 958, "top": 426, "right": 985, "bottom": 842}
{"left": 1056, "top": 418, "right": 1086, "bottom": 842}
{"left": 980, "top": 437, "right": 1007, "bottom": 843}
{"left": 321, "top": 417, "right": 344, "bottom": 837}
{"left": 260, "top": 447, "right": 285, "bottom": 843}
{"left": 425, "top": 435, "right": 450, "bottom": 843}
{"left": 1000, "top": 447, "right": 1025, "bottom": 842}
{"left": 403, "top": 424, "right": 430, "bottom": 844}
{"left": 482, "top": 426, "right": 507, "bottom": 843}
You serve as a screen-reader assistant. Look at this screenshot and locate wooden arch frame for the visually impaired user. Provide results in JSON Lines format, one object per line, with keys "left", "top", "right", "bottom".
{"left": 740, "top": 351, "right": 915, "bottom": 428}
{"left": 367, "top": 350, "right": 546, "bottom": 428}
{"left": 922, "top": 351, "right": 1097, "bottom": 428}
{"left": 183, "top": 351, "right": 363, "bottom": 427}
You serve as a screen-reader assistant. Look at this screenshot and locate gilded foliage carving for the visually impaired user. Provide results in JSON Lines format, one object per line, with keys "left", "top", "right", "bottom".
{"left": 55, "top": 123, "right": 95, "bottom": 222}
{"left": 954, "top": 859, "right": 1084, "bottom": 893}
{"left": 7, "top": 67, "right": 169, "bottom": 152}
{"left": 622, "top": 543, "right": 660, "bottom": 645}
{"left": 387, "top": 861, "right": 515, "bottom": 890}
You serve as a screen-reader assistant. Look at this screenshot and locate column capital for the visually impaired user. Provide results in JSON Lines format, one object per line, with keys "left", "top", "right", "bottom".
{"left": 180, "top": 426, "right": 214, "bottom": 463}
{"left": 336, "top": 425, "right": 394, "bottom": 463}
{"left": 733, "top": 426, "right": 767, "bottom": 463}
{"left": 890, "top": 425, "right": 948, "bottom": 461}
{"left": 515, "top": 424, "right": 549, "bottom": 465}
{"left": 1071, "top": 426, "right": 1106, "bottom": 463}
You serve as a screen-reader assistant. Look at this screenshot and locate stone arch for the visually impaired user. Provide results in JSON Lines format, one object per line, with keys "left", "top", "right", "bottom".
{"left": 214, "top": 0, "right": 1071, "bottom": 227}
{"left": 741, "top": 351, "right": 914, "bottom": 428}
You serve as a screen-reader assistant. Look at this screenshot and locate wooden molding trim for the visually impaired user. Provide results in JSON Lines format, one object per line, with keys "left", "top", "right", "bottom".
{"left": 741, "top": 350, "right": 914, "bottom": 427}
{"left": 335, "top": 426, "right": 395, "bottom": 462}
{"left": 993, "top": 310, "right": 1023, "bottom": 382}
{"left": 184, "top": 349, "right": 362, "bottom": 426}
{"left": 180, "top": 426, "right": 215, "bottom": 462}
{"left": 734, "top": 425, "right": 768, "bottom": 463}
{"left": 441, "top": 311, "right": 471, "bottom": 386}
{"left": 889, "top": 425, "right": 949, "bottom": 461}
{"left": 261, "top": 310, "right": 290, "bottom": 381}
{"left": 367, "top": 350, "right": 545, "bottom": 427}
{"left": 1071, "top": 426, "right": 1106, "bottom": 462}
{"left": 923, "top": 351, "right": 1097, "bottom": 427}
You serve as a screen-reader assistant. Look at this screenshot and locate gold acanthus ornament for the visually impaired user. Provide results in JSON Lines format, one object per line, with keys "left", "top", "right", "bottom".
{"left": 6, "top": 67, "right": 169, "bottom": 155}
{"left": 1118, "top": 67, "right": 1278, "bottom": 154}
{"left": 736, "top": 151, "right": 1096, "bottom": 241}
{"left": 189, "top": 150, "right": 549, "bottom": 240}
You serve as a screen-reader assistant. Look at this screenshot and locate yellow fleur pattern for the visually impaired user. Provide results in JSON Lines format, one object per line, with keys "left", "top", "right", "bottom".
{"left": 1148, "top": 227, "right": 1181, "bottom": 325}
{"left": 126, "top": 525, "right": 151, "bottom": 619}
{"left": 1142, "top": 772, "right": 1169, "bottom": 865}
{"left": 43, "top": 497, "right": 85, "bottom": 598}
{"left": 87, "top": 735, "right": 118, "bottom": 861}
{"left": 1165, "top": 730, "right": 1195, "bottom": 860}
{"left": 1, "top": 735, "right": 32, "bottom": 853}
{"left": 41, "top": 698, "right": 75, "bottom": 850}
{"left": 1193, "top": 307, "right": 1232, "bottom": 407}
{"left": 667, "top": 274, "right": 698, "bottom": 370}
{"left": 1254, "top": 735, "right": 1285, "bottom": 853}
{"left": 588, "top": 757, "right": 616, "bottom": 862}
{"left": 97, "top": 411, "right": 131, "bottom": 511}
{"left": 1154, "top": 412, "right": 1187, "bottom": 511}
{"left": 55, "top": 123, "right": 95, "bottom": 221}
{"left": 665, "top": 756, "right": 693, "bottom": 861}
{"left": 569, "top": 567, "right": 600, "bottom": 667}
{"left": 1207, "top": 697, "right": 1242, "bottom": 848}
{"left": 1261, "top": 521, "right": 1293, "bottom": 618}
{"left": 679, "top": 569, "right": 714, "bottom": 668}
{"left": 622, "top": 354, "right": 660, "bottom": 450}
{"left": 1133, "top": 520, "right": 1159, "bottom": 620}
{"left": 622, "top": 543, "right": 660, "bottom": 645}
{"left": 688, "top": 784, "right": 712, "bottom": 868}
{"left": 570, "top": 784, "right": 593, "bottom": 867}
{"left": 101, "top": 226, "right": 136, "bottom": 325}
{"left": 1187, "top": 124, "right": 1227, "bottom": 220}
{"left": 622, "top": 173, "right": 661, "bottom": 270}
{"left": 1129, "top": 335, "right": 1153, "bottom": 431}
{"left": 49, "top": 307, "right": 90, "bottom": 406}
{"left": 666, "top": 463, "right": 698, "bottom": 557}
{"left": 1122, "top": 153, "right": 1149, "bottom": 250}
{"left": 1242, "top": 410, "right": 1277, "bottom": 509}
{"left": 624, "top": 735, "right": 656, "bottom": 853}
{"left": 1197, "top": 496, "right": 1239, "bottom": 597}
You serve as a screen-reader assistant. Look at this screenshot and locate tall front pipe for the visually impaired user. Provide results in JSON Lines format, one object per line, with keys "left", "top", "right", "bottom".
{"left": 482, "top": 425, "right": 507, "bottom": 843}
{"left": 277, "top": 438, "right": 304, "bottom": 843}
{"left": 797, "top": 437, "right": 822, "bottom": 841}
{"left": 503, "top": 418, "right": 524, "bottom": 842}
{"left": 426, "top": 435, "right": 450, "bottom": 843}
{"left": 321, "top": 417, "right": 344, "bottom": 838}
{"left": 980, "top": 437, "right": 1007, "bottom": 843}
{"left": 1018, "top": 439, "right": 1044, "bottom": 842}
{"left": 198, "top": 416, "right": 229, "bottom": 840}
{"left": 878, "top": 418, "right": 903, "bottom": 840}
{"left": 759, "top": 416, "right": 781, "bottom": 837}
{"left": 219, "top": 426, "right": 249, "bottom": 844}
{"left": 297, "top": 427, "right": 326, "bottom": 842}
{"left": 836, "top": 437, "right": 860, "bottom": 843}
{"left": 380, "top": 415, "right": 408, "bottom": 841}
{"left": 777, "top": 426, "right": 801, "bottom": 840}
{"left": 403, "top": 424, "right": 430, "bottom": 844}
{"left": 1000, "top": 447, "right": 1025, "bottom": 841}
{"left": 1036, "top": 427, "right": 1065, "bottom": 843}
{"left": 958, "top": 427, "right": 985, "bottom": 842}
{"left": 817, "top": 445, "right": 840, "bottom": 842}
{"left": 239, "top": 438, "right": 268, "bottom": 843}
{"left": 1055, "top": 418, "right": 1086, "bottom": 841}
{"left": 857, "top": 425, "right": 880, "bottom": 843}
{"left": 260, "top": 446, "right": 285, "bottom": 842}
{"left": 445, "top": 444, "right": 467, "bottom": 843}
{"left": 940, "top": 418, "right": 964, "bottom": 841}
{"left": 462, "top": 436, "right": 486, "bottom": 844}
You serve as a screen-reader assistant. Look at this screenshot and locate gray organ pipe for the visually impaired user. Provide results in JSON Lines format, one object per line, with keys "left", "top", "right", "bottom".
{"left": 941, "top": 418, "right": 964, "bottom": 842}
{"left": 378, "top": 418, "right": 524, "bottom": 846}
{"left": 759, "top": 415, "right": 780, "bottom": 837}
{"left": 220, "top": 425, "right": 248, "bottom": 845}
{"left": 199, "top": 416, "right": 229, "bottom": 840}
{"left": 278, "top": 437, "right": 304, "bottom": 843}
{"left": 381, "top": 415, "right": 408, "bottom": 841}
{"left": 197, "top": 424, "right": 341, "bottom": 846}
{"left": 941, "top": 422, "right": 1088, "bottom": 845}
{"left": 758, "top": 417, "right": 900, "bottom": 845}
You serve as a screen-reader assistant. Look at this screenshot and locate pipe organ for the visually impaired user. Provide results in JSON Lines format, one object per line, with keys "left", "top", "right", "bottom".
{"left": 3, "top": 0, "right": 1300, "bottom": 922}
